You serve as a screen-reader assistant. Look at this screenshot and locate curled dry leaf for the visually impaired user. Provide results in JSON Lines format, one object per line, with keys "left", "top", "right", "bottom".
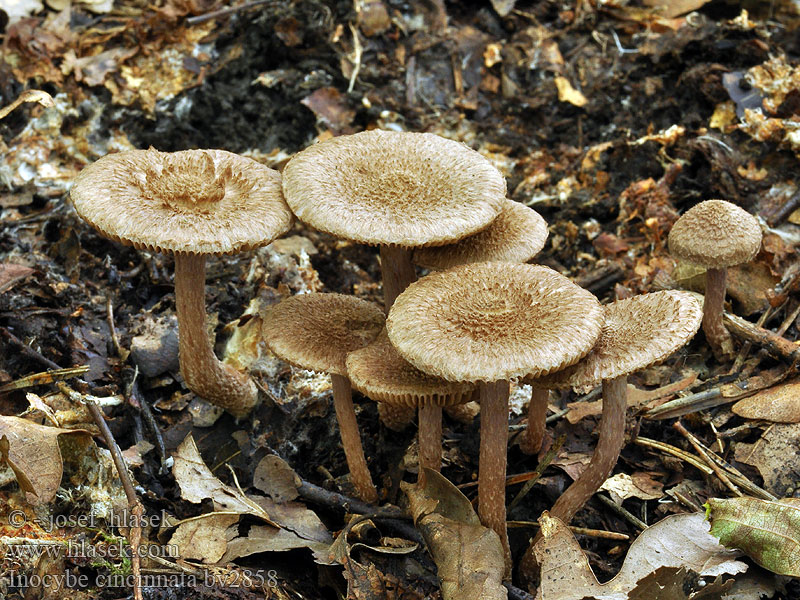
{"left": 732, "top": 380, "right": 800, "bottom": 423}
{"left": 533, "top": 512, "right": 746, "bottom": 600}
{"left": 252, "top": 455, "right": 300, "bottom": 503}
{"left": 402, "top": 468, "right": 507, "bottom": 600}
{"left": 0, "top": 416, "right": 90, "bottom": 504}
{"left": 707, "top": 497, "right": 800, "bottom": 577}
{"left": 172, "top": 434, "right": 277, "bottom": 526}
{"left": 601, "top": 472, "right": 664, "bottom": 504}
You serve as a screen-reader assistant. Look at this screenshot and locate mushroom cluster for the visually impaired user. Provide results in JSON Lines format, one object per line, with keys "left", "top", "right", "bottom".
{"left": 68, "top": 132, "right": 746, "bottom": 591}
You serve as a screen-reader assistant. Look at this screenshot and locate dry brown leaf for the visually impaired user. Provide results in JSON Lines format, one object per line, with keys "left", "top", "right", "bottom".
{"left": 0, "top": 416, "right": 89, "bottom": 504}
{"left": 0, "top": 263, "right": 34, "bottom": 294}
{"left": 169, "top": 513, "right": 240, "bottom": 563}
{"left": 601, "top": 472, "right": 664, "bottom": 503}
{"left": 402, "top": 469, "right": 506, "bottom": 600}
{"left": 252, "top": 455, "right": 300, "bottom": 503}
{"left": 734, "top": 423, "right": 800, "bottom": 497}
{"left": 534, "top": 512, "right": 746, "bottom": 600}
{"left": 732, "top": 380, "right": 800, "bottom": 423}
{"left": 219, "top": 524, "right": 331, "bottom": 564}
{"left": 172, "top": 434, "right": 277, "bottom": 526}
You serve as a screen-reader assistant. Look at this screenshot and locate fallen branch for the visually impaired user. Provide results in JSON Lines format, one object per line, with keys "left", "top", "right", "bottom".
{"left": 723, "top": 311, "right": 800, "bottom": 364}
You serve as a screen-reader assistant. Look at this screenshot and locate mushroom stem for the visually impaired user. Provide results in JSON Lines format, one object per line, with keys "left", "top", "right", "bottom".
{"left": 520, "top": 387, "right": 549, "bottom": 455}
{"left": 379, "top": 245, "right": 417, "bottom": 313}
{"left": 703, "top": 268, "right": 735, "bottom": 360}
{"left": 549, "top": 375, "right": 627, "bottom": 524}
{"left": 478, "top": 379, "right": 511, "bottom": 578}
{"left": 418, "top": 403, "right": 443, "bottom": 474}
{"left": 519, "top": 375, "right": 628, "bottom": 586}
{"left": 330, "top": 373, "right": 378, "bottom": 503}
{"left": 174, "top": 253, "right": 258, "bottom": 417}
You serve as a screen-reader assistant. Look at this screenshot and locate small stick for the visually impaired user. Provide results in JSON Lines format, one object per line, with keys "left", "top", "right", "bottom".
{"left": 507, "top": 520, "right": 630, "bottom": 541}
{"left": 729, "top": 306, "right": 772, "bottom": 375}
{"left": 767, "top": 189, "right": 800, "bottom": 226}
{"left": 596, "top": 493, "right": 647, "bottom": 530}
{"left": 125, "top": 368, "right": 168, "bottom": 474}
{"left": 0, "top": 365, "right": 89, "bottom": 392}
{"left": 186, "top": 0, "right": 274, "bottom": 25}
{"left": 0, "top": 327, "right": 61, "bottom": 370}
{"left": 723, "top": 312, "right": 800, "bottom": 363}
{"left": 106, "top": 297, "right": 129, "bottom": 360}
{"left": 672, "top": 422, "right": 741, "bottom": 496}
{"left": 509, "top": 434, "right": 566, "bottom": 510}
{"left": 634, "top": 437, "right": 714, "bottom": 475}
{"left": 643, "top": 387, "right": 725, "bottom": 420}
{"left": 59, "top": 383, "right": 144, "bottom": 600}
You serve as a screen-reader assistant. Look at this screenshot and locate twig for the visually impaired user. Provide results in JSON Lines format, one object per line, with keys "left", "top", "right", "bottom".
{"left": 0, "top": 327, "right": 61, "bottom": 370}
{"left": 347, "top": 23, "right": 363, "bottom": 93}
{"left": 106, "top": 297, "right": 129, "bottom": 361}
{"left": 730, "top": 306, "right": 773, "bottom": 375}
{"left": 507, "top": 520, "right": 629, "bottom": 541}
{"left": 672, "top": 422, "right": 741, "bottom": 496}
{"left": 0, "top": 365, "right": 89, "bottom": 392}
{"left": 643, "top": 387, "right": 726, "bottom": 420}
{"left": 58, "top": 383, "right": 144, "bottom": 600}
{"left": 124, "top": 367, "right": 168, "bottom": 474}
{"left": 767, "top": 189, "right": 800, "bottom": 226}
{"left": 634, "top": 437, "right": 714, "bottom": 475}
{"left": 185, "top": 0, "right": 274, "bottom": 25}
{"left": 509, "top": 435, "right": 566, "bottom": 510}
{"left": 596, "top": 494, "right": 647, "bottom": 530}
{"left": 723, "top": 311, "right": 800, "bottom": 363}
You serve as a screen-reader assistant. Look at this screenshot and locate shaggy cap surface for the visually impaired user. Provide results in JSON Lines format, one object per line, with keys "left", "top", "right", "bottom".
{"left": 413, "top": 198, "right": 548, "bottom": 270}
{"left": 537, "top": 290, "right": 703, "bottom": 393}
{"left": 262, "top": 293, "right": 385, "bottom": 376}
{"left": 281, "top": 130, "right": 505, "bottom": 247}
{"left": 386, "top": 262, "right": 603, "bottom": 382}
{"left": 668, "top": 199, "right": 762, "bottom": 268}
{"left": 70, "top": 148, "right": 292, "bottom": 255}
{"left": 346, "top": 331, "right": 475, "bottom": 407}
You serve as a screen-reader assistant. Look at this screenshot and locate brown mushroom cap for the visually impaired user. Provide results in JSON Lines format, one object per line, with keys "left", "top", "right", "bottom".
{"left": 412, "top": 198, "right": 548, "bottom": 270}
{"left": 70, "top": 148, "right": 293, "bottom": 255}
{"left": 668, "top": 199, "right": 762, "bottom": 268}
{"left": 386, "top": 262, "right": 604, "bottom": 383}
{"left": 346, "top": 331, "right": 476, "bottom": 407}
{"left": 262, "top": 293, "right": 385, "bottom": 376}
{"left": 281, "top": 130, "right": 505, "bottom": 247}
{"left": 537, "top": 290, "right": 703, "bottom": 394}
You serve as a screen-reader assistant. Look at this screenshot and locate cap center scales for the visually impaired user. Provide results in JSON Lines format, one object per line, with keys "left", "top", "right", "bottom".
{"left": 139, "top": 152, "right": 228, "bottom": 213}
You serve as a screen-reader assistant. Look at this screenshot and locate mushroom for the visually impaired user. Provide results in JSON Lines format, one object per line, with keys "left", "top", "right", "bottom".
{"left": 413, "top": 198, "right": 548, "bottom": 271}
{"left": 281, "top": 129, "right": 506, "bottom": 312}
{"left": 70, "top": 148, "right": 292, "bottom": 417}
{"left": 386, "top": 262, "right": 603, "bottom": 574}
{"left": 261, "top": 292, "right": 385, "bottom": 502}
{"left": 346, "top": 330, "right": 475, "bottom": 475}
{"left": 519, "top": 290, "right": 702, "bottom": 581}
{"left": 668, "top": 199, "right": 761, "bottom": 360}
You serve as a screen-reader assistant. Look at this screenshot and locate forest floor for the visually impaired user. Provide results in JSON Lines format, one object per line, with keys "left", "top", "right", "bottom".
{"left": 1, "top": 0, "right": 800, "bottom": 598}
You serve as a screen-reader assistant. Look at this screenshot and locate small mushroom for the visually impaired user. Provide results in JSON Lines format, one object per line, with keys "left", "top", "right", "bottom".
{"left": 668, "top": 199, "right": 761, "bottom": 360}
{"left": 281, "top": 129, "right": 506, "bottom": 312}
{"left": 519, "top": 290, "right": 702, "bottom": 581}
{"left": 413, "top": 198, "right": 548, "bottom": 271}
{"left": 346, "top": 330, "right": 475, "bottom": 475}
{"left": 70, "top": 148, "right": 292, "bottom": 417}
{"left": 386, "top": 262, "right": 603, "bottom": 575}
{"left": 261, "top": 292, "right": 385, "bottom": 502}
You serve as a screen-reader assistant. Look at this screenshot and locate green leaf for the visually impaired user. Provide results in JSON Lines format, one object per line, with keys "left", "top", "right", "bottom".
{"left": 706, "top": 497, "right": 800, "bottom": 576}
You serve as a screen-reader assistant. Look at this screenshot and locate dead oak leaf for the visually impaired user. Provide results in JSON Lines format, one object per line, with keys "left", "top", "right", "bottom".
{"left": 534, "top": 512, "right": 746, "bottom": 600}
{"left": 0, "top": 416, "right": 89, "bottom": 504}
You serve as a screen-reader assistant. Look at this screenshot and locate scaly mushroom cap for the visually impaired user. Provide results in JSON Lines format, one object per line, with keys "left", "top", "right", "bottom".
{"left": 668, "top": 199, "right": 762, "bottom": 269}
{"left": 281, "top": 130, "right": 506, "bottom": 247}
{"left": 537, "top": 290, "right": 703, "bottom": 394}
{"left": 262, "top": 293, "right": 385, "bottom": 376}
{"left": 413, "top": 198, "right": 548, "bottom": 270}
{"left": 386, "top": 263, "right": 604, "bottom": 383}
{"left": 70, "top": 148, "right": 293, "bottom": 255}
{"left": 346, "top": 331, "right": 476, "bottom": 407}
